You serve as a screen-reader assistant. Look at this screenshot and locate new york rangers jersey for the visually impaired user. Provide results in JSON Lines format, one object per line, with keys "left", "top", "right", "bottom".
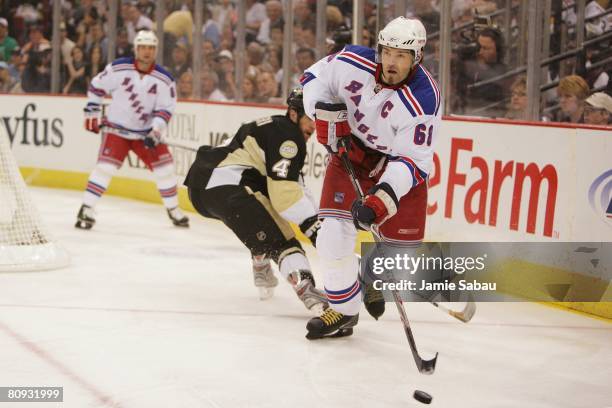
{"left": 87, "top": 57, "right": 176, "bottom": 140}
{"left": 302, "top": 45, "right": 441, "bottom": 200}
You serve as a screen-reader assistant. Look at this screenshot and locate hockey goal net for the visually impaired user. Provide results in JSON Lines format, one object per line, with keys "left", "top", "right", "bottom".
{"left": 0, "top": 133, "right": 70, "bottom": 271}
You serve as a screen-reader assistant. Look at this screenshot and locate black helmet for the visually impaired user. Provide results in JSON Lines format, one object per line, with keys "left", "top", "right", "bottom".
{"left": 286, "top": 88, "right": 305, "bottom": 117}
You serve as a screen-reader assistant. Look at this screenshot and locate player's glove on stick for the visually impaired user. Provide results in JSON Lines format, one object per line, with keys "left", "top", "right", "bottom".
{"left": 351, "top": 183, "right": 398, "bottom": 231}
{"left": 314, "top": 102, "right": 351, "bottom": 154}
{"left": 83, "top": 103, "right": 101, "bottom": 134}
{"left": 144, "top": 129, "right": 162, "bottom": 149}
{"left": 299, "top": 215, "right": 321, "bottom": 247}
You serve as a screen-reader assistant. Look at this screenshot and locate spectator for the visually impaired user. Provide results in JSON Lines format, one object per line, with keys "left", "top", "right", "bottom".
{"left": 169, "top": 41, "right": 190, "bottom": 79}
{"left": 72, "top": 0, "right": 96, "bottom": 28}
{"left": 201, "top": 70, "right": 228, "bottom": 101}
{"left": 299, "top": 22, "right": 316, "bottom": 49}
{"left": 505, "top": 76, "right": 528, "bottom": 120}
{"left": 21, "top": 42, "right": 51, "bottom": 93}
{"left": 583, "top": 92, "right": 612, "bottom": 125}
{"left": 126, "top": 2, "right": 153, "bottom": 44}
{"left": 219, "top": 21, "right": 236, "bottom": 51}
{"left": 407, "top": 0, "right": 440, "bottom": 34}
{"left": 246, "top": 41, "right": 266, "bottom": 75}
{"left": 202, "top": 6, "right": 221, "bottom": 49}
{"left": 257, "top": 0, "right": 283, "bottom": 45}
{"left": 216, "top": 49, "right": 236, "bottom": 100}
{"left": 292, "top": 47, "right": 315, "bottom": 88}
{"left": 0, "top": 18, "right": 18, "bottom": 62}
{"left": 136, "top": 0, "right": 156, "bottom": 19}
{"left": 457, "top": 27, "right": 508, "bottom": 117}
{"left": 256, "top": 71, "right": 280, "bottom": 103}
{"left": 585, "top": 0, "right": 612, "bottom": 37}
{"left": 201, "top": 39, "right": 216, "bottom": 70}
{"left": 8, "top": 47, "right": 23, "bottom": 82}
{"left": 63, "top": 46, "right": 87, "bottom": 94}
{"left": 241, "top": 74, "right": 258, "bottom": 102}
{"left": 585, "top": 49, "right": 610, "bottom": 90}
{"left": 75, "top": 7, "right": 99, "bottom": 50}
{"left": 21, "top": 25, "right": 50, "bottom": 65}
{"left": 245, "top": 0, "right": 267, "bottom": 43}
{"left": 293, "top": 0, "right": 314, "bottom": 26}
{"left": 212, "top": 0, "right": 236, "bottom": 29}
{"left": 0, "top": 61, "right": 18, "bottom": 92}
{"left": 269, "top": 21, "right": 284, "bottom": 47}
{"left": 177, "top": 70, "right": 194, "bottom": 100}
{"left": 59, "top": 22, "right": 75, "bottom": 66}
{"left": 85, "top": 21, "right": 108, "bottom": 63}
{"left": 88, "top": 45, "right": 104, "bottom": 79}
{"left": 262, "top": 44, "right": 282, "bottom": 84}
{"left": 326, "top": 5, "right": 343, "bottom": 32}
{"left": 556, "top": 75, "right": 590, "bottom": 123}
{"left": 115, "top": 28, "right": 133, "bottom": 59}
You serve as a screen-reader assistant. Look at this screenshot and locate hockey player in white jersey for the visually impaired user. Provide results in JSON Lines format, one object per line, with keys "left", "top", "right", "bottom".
{"left": 75, "top": 30, "right": 188, "bottom": 229}
{"left": 301, "top": 17, "right": 441, "bottom": 339}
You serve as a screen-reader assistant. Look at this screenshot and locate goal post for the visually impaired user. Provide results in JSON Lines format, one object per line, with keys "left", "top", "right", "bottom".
{"left": 0, "top": 133, "right": 70, "bottom": 272}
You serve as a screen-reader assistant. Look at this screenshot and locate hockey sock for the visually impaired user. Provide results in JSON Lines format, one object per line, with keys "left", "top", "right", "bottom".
{"left": 83, "top": 162, "right": 118, "bottom": 208}
{"left": 152, "top": 164, "right": 179, "bottom": 209}
{"left": 278, "top": 249, "right": 311, "bottom": 280}
{"left": 317, "top": 218, "right": 361, "bottom": 316}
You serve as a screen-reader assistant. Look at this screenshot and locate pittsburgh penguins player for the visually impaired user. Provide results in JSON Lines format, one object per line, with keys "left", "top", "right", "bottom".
{"left": 184, "top": 89, "right": 327, "bottom": 312}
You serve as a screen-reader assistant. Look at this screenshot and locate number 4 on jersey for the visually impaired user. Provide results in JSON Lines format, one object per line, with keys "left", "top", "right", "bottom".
{"left": 272, "top": 159, "right": 291, "bottom": 178}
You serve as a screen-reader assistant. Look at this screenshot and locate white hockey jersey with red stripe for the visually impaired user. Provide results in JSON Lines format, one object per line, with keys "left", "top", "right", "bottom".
{"left": 87, "top": 57, "right": 177, "bottom": 140}
{"left": 301, "top": 45, "right": 441, "bottom": 200}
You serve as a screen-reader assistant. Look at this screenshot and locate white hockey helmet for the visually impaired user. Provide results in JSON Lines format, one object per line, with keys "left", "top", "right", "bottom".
{"left": 377, "top": 17, "right": 427, "bottom": 64}
{"left": 134, "top": 30, "right": 158, "bottom": 48}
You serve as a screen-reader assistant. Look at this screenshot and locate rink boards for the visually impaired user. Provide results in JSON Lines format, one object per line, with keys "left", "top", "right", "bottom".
{"left": 1, "top": 94, "right": 611, "bottom": 318}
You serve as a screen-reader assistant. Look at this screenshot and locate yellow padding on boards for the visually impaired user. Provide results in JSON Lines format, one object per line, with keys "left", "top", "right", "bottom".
{"left": 482, "top": 258, "right": 612, "bottom": 320}
{"left": 19, "top": 167, "right": 611, "bottom": 321}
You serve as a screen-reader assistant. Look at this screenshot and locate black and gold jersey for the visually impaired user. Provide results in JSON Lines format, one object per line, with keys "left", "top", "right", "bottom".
{"left": 184, "top": 115, "right": 313, "bottom": 221}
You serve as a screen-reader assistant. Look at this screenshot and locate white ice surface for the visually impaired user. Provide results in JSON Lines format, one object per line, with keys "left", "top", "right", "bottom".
{"left": 0, "top": 187, "right": 610, "bottom": 408}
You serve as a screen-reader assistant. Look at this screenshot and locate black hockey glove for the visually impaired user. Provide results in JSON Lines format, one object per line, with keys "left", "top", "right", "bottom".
{"left": 351, "top": 183, "right": 398, "bottom": 231}
{"left": 144, "top": 129, "right": 162, "bottom": 149}
{"left": 299, "top": 215, "right": 321, "bottom": 247}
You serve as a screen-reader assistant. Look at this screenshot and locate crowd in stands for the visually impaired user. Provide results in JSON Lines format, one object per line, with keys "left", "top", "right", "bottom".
{"left": 0, "top": 0, "right": 610, "bottom": 124}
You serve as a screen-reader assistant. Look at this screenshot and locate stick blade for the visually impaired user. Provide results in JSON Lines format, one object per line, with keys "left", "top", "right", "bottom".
{"left": 418, "top": 352, "right": 438, "bottom": 375}
{"left": 456, "top": 299, "right": 477, "bottom": 323}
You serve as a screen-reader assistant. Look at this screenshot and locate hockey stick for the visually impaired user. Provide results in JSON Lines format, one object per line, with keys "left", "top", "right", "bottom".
{"left": 163, "top": 141, "right": 198, "bottom": 152}
{"left": 336, "top": 140, "right": 438, "bottom": 375}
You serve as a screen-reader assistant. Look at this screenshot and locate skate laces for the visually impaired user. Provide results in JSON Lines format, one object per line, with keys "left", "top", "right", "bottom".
{"left": 320, "top": 309, "right": 343, "bottom": 326}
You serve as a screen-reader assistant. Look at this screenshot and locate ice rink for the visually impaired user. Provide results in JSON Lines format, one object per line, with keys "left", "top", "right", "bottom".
{"left": 0, "top": 187, "right": 610, "bottom": 408}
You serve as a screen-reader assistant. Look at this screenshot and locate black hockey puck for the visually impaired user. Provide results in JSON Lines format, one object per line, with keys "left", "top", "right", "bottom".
{"left": 413, "top": 390, "right": 432, "bottom": 404}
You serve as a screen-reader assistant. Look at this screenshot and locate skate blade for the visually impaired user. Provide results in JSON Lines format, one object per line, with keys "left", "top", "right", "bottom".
{"left": 75, "top": 221, "right": 93, "bottom": 230}
{"left": 172, "top": 220, "right": 190, "bottom": 228}
{"left": 258, "top": 287, "right": 275, "bottom": 300}
{"left": 306, "top": 328, "right": 353, "bottom": 340}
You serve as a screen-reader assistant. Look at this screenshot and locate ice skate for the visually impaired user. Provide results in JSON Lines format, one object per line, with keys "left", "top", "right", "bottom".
{"left": 167, "top": 206, "right": 189, "bottom": 227}
{"left": 363, "top": 282, "right": 385, "bottom": 320}
{"left": 252, "top": 256, "right": 278, "bottom": 300}
{"left": 306, "top": 308, "right": 359, "bottom": 340}
{"left": 288, "top": 270, "right": 328, "bottom": 313}
{"left": 75, "top": 205, "right": 96, "bottom": 230}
